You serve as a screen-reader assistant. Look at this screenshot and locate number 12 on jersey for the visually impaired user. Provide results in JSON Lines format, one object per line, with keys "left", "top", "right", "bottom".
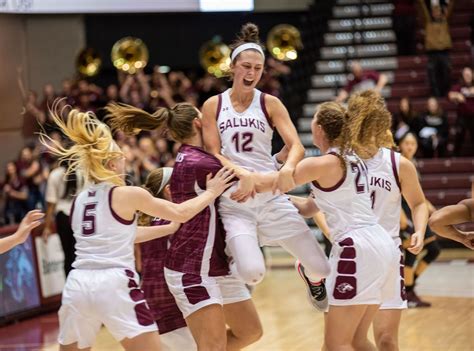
{"left": 232, "top": 132, "right": 253, "bottom": 153}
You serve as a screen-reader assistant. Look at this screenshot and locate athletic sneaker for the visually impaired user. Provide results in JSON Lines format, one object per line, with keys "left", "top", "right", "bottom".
{"left": 406, "top": 290, "right": 431, "bottom": 308}
{"left": 295, "top": 260, "right": 328, "bottom": 312}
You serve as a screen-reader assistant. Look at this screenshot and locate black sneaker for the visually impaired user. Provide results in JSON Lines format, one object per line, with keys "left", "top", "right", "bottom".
{"left": 295, "top": 260, "right": 328, "bottom": 312}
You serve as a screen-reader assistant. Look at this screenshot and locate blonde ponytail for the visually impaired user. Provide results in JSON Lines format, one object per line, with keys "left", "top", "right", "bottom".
{"left": 39, "top": 100, "right": 124, "bottom": 186}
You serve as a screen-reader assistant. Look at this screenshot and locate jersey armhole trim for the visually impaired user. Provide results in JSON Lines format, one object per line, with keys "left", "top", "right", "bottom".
{"left": 260, "top": 93, "right": 274, "bottom": 129}
{"left": 312, "top": 152, "right": 346, "bottom": 192}
{"left": 216, "top": 94, "right": 222, "bottom": 121}
{"left": 109, "top": 186, "right": 136, "bottom": 225}
{"left": 390, "top": 150, "right": 401, "bottom": 190}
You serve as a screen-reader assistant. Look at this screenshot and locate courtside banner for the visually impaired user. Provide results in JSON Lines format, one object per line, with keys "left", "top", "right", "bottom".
{"left": 34, "top": 234, "right": 66, "bottom": 298}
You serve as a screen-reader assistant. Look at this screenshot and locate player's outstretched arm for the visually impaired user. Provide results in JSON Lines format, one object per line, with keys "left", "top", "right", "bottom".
{"left": 121, "top": 168, "right": 235, "bottom": 223}
{"left": 429, "top": 199, "right": 474, "bottom": 250}
{"left": 0, "top": 210, "right": 44, "bottom": 254}
{"left": 135, "top": 222, "right": 180, "bottom": 243}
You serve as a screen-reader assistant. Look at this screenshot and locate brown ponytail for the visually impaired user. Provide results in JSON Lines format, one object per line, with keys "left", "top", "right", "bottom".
{"left": 105, "top": 102, "right": 170, "bottom": 135}
{"left": 230, "top": 22, "right": 265, "bottom": 62}
{"left": 106, "top": 102, "right": 200, "bottom": 143}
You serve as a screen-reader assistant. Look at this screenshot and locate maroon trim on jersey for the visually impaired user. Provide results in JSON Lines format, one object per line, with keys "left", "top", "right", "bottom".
{"left": 109, "top": 186, "right": 135, "bottom": 225}
{"left": 216, "top": 94, "right": 223, "bottom": 121}
{"left": 340, "top": 247, "right": 356, "bottom": 259}
{"left": 312, "top": 152, "right": 346, "bottom": 192}
{"left": 260, "top": 93, "right": 274, "bottom": 129}
{"left": 182, "top": 273, "right": 202, "bottom": 287}
{"left": 338, "top": 237, "right": 354, "bottom": 246}
{"left": 69, "top": 196, "right": 77, "bottom": 226}
{"left": 390, "top": 150, "right": 401, "bottom": 190}
{"left": 333, "top": 275, "right": 357, "bottom": 300}
{"left": 134, "top": 302, "right": 156, "bottom": 326}
{"left": 337, "top": 260, "right": 356, "bottom": 274}
{"left": 184, "top": 285, "right": 211, "bottom": 305}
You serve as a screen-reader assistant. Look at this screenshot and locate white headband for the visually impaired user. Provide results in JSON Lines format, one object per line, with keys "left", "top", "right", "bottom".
{"left": 158, "top": 167, "right": 173, "bottom": 194}
{"left": 231, "top": 43, "right": 265, "bottom": 62}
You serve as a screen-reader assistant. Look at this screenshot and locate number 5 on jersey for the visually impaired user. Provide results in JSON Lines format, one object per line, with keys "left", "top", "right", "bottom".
{"left": 82, "top": 203, "right": 97, "bottom": 236}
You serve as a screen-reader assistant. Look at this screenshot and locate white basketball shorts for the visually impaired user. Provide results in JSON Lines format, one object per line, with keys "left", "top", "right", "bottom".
{"left": 58, "top": 268, "right": 157, "bottom": 349}
{"left": 326, "top": 225, "right": 399, "bottom": 306}
{"left": 164, "top": 268, "right": 251, "bottom": 319}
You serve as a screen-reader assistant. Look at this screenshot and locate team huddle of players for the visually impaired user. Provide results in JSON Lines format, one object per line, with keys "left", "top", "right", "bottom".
{"left": 3, "top": 22, "right": 472, "bottom": 351}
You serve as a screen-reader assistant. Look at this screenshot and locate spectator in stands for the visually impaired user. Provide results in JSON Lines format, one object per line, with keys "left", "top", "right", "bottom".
{"left": 137, "top": 136, "right": 161, "bottom": 182}
{"left": 122, "top": 144, "right": 141, "bottom": 186}
{"left": 392, "top": 97, "right": 419, "bottom": 141}
{"left": 335, "top": 61, "right": 388, "bottom": 103}
{"left": 40, "top": 83, "right": 57, "bottom": 112}
{"left": 16, "top": 146, "right": 44, "bottom": 211}
{"left": 418, "top": 0, "right": 454, "bottom": 97}
{"left": 416, "top": 97, "right": 449, "bottom": 157}
{"left": 449, "top": 67, "right": 474, "bottom": 156}
{"left": 3, "top": 161, "right": 28, "bottom": 224}
{"left": 393, "top": 0, "right": 417, "bottom": 55}
{"left": 42, "top": 159, "right": 83, "bottom": 277}
{"left": 119, "top": 70, "right": 150, "bottom": 108}
{"left": 398, "top": 132, "right": 441, "bottom": 308}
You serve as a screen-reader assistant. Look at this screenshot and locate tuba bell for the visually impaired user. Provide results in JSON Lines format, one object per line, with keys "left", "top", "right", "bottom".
{"left": 76, "top": 48, "right": 102, "bottom": 77}
{"left": 111, "top": 37, "right": 149, "bottom": 74}
{"left": 199, "top": 38, "right": 231, "bottom": 78}
{"left": 266, "top": 24, "right": 303, "bottom": 61}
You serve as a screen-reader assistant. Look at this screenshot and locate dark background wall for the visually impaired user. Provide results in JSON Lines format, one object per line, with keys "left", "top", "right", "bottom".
{"left": 85, "top": 11, "right": 306, "bottom": 85}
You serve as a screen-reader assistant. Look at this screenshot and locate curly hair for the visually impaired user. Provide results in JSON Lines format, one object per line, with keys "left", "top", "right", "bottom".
{"left": 345, "top": 90, "right": 395, "bottom": 159}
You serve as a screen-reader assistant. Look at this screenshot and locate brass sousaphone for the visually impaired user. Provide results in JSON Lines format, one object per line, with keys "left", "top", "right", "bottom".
{"left": 76, "top": 48, "right": 102, "bottom": 77}
{"left": 199, "top": 37, "right": 231, "bottom": 78}
{"left": 267, "top": 24, "right": 303, "bottom": 61}
{"left": 111, "top": 37, "right": 149, "bottom": 74}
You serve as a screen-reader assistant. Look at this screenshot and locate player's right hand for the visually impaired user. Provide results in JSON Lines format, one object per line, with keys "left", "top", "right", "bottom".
{"left": 17, "top": 210, "right": 44, "bottom": 244}
{"left": 230, "top": 171, "right": 256, "bottom": 203}
{"left": 206, "top": 167, "right": 235, "bottom": 197}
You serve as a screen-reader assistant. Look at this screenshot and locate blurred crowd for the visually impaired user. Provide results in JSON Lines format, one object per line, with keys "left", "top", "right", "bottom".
{"left": 1, "top": 59, "right": 290, "bottom": 225}
{"left": 391, "top": 67, "right": 473, "bottom": 158}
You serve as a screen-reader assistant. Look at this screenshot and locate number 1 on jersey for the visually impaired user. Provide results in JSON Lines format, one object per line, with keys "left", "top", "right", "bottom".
{"left": 232, "top": 132, "right": 253, "bottom": 153}
{"left": 370, "top": 190, "right": 376, "bottom": 209}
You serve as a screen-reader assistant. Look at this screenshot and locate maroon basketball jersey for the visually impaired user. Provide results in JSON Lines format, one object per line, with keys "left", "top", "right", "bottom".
{"left": 140, "top": 218, "right": 186, "bottom": 334}
{"left": 165, "top": 144, "right": 229, "bottom": 276}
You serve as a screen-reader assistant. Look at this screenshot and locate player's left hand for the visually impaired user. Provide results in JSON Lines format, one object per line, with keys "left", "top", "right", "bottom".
{"left": 407, "top": 231, "right": 424, "bottom": 255}
{"left": 407, "top": 232, "right": 424, "bottom": 255}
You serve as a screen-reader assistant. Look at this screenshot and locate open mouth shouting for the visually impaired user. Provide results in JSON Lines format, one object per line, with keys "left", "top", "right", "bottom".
{"left": 243, "top": 78, "right": 254, "bottom": 87}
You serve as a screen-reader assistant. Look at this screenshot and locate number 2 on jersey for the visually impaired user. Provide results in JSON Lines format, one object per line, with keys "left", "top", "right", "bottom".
{"left": 350, "top": 162, "right": 368, "bottom": 194}
{"left": 232, "top": 132, "right": 253, "bottom": 153}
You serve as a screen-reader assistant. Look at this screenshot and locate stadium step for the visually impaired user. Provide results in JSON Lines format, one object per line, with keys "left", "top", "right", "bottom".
{"left": 324, "top": 30, "right": 395, "bottom": 46}
{"left": 320, "top": 43, "right": 397, "bottom": 60}
{"left": 328, "top": 17, "right": 392, "bottom": 31}
{"left": 332, "top": 3, "right": 394, "bottom": 18}
{"left": 311, "top": 71, "right": 394, "bottom": 88}
{"left": 315, "top": 57, "right": 397, "bottom": 73}
{"left": 307, "top": 86, "right": 390, "bottom": 103}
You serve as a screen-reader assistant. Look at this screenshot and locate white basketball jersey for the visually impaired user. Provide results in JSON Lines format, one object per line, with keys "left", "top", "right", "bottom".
{"left": 217, "top": 88, "right": 276, "bottom": 173}
{"left": 365, "top": 148, "right": 401, "bottom": 239}
{"left": 70, "top": 182, "right": 137, "bottom": 270}
{"left": 310, "top": 150, "right": 377, "bottom": 241}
